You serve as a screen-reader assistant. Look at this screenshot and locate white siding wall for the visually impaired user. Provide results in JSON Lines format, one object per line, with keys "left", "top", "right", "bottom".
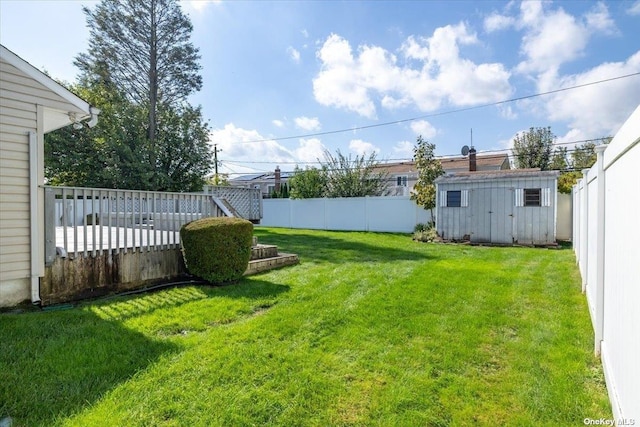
{"left": 1, "top": 58, "right": 85, "bottom": 306}
{"left": 573, "top": 105, "right": 640, "bottom": 421}
{"left": 0, "top": 60, "right": 36, "bottom": 305}
{"left": 261, "top": 196, "right": 432, "bottom": 233}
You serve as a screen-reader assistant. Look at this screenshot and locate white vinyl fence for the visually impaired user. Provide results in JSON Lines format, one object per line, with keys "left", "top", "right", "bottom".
{"left": 261, "top": 196, "right": 432, "bottom": 233}
{"left": 572, "top": 105, "right": 640, "bottom": 422}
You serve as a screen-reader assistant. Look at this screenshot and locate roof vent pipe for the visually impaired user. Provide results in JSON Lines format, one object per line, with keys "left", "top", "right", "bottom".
{"left": 469, "top": 147, "right": 477, "bottom": 171}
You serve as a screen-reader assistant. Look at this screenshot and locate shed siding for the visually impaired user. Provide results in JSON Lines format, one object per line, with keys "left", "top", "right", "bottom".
{"left": 437, "top": 174, "right": 557, "bottom": 245}
{"left": 0, "top": 58, "right": 38, "bottom": 305}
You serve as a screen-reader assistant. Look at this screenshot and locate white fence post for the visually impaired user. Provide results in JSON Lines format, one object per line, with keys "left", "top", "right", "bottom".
{"left": 580, "top": 169, "right": 589, "bottom": 293}
{"left": 594, "top": 145, "right": 607, "bottom": 356}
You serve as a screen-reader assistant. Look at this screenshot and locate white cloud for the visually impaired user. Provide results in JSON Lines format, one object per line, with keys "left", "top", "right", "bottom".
{"left": 541, "top": 51, "right": 640, "bottom": 138}
{"left": 585, "top": 2, "right": 617, "bottom": 35}
{"left": 292, "top": 138, "right": 326, "bottom": 164}
{"left": 287, "top": 46, "right": 301, "bottom": 63}
{"left": 500, "top": 1, "right": 618, "bottom": 74}
{"left": 628, "top": 1, "right": 640, "bottom": 15}
{"left": 392, "top": 141, "right": 414, "bottom": 157}
{"left": 272, "top": 119, "right": 285, "bottom": 128}
{"left": 313, "top": 34, "right": 377, "bottom": 118}
{"left": 182, "top": 0, "right": 221, "bottom": 13}
{"left": 497, "top": 104, "right": 517, "bottom": 120}
{"left": 294, "top": 116, "right": 321, "bottom": 131}
{"left": 313, "top": 26, "right": 512, "bottom": 118}
{"left": 301, "top": 29, "right": 309, "bottom": 38}
{"left": 210, "top": 124, "right": 292, "bottom": 173}
{"left": 409, "top": 120, "right": 437, "bottom": 139}
{"left": 349, "top": 139, "right": 379, "bottom": 155}
{"left": 483, "top": 12, "right": 516, "bottom": 32}
{"left": 209, "top": 124, "right": 328, "bottom": 174}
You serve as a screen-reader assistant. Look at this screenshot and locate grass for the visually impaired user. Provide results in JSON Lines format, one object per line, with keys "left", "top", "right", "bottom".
{"left": 0, "top": 228, "right": 611, "bottom": 426}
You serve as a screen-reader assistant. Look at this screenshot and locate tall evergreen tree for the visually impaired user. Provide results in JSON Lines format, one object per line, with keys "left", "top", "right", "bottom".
{"left": 68, "top": 0, "right": 209, "bottom": 190}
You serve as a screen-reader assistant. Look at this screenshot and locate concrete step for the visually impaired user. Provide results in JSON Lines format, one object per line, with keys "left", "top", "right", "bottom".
{"left": 251, "top": 244, "right": 279, "bottom": 260}
{"left": 245, "top": 253, "right": 299, "bottom": 276}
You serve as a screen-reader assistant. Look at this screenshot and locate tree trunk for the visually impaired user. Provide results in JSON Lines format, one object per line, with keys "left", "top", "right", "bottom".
{"left": 148, "top": 0, "right": 158, "bottom": 187}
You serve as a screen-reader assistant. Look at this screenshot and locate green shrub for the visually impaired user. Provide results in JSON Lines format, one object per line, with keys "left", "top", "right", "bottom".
{"left": 180, "top": 217, "right": 253, "bottom": 284}
{"left": 413, "top": 223, "right": 439, "bottom": 242}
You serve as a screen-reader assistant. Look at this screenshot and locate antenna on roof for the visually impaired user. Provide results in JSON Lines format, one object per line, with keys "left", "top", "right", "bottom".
{"left": 470, "top": 128, "right": 474, "bottom": 149}
{"left": 461, "top": 145, "right": 469, "bottom": 156}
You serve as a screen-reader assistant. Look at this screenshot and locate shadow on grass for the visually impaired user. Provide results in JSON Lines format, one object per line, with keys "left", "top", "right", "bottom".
{"left": 254, "top": 228, "right": 438, "bottom": 264}
{"left": 87, "top": 279, "right": 290, "bottom": 321}
{"left": 0, "top": 309, "right": 178, "bottom": 426}
{"left": 0, "top": 279, "right": 289, "bottom": 426}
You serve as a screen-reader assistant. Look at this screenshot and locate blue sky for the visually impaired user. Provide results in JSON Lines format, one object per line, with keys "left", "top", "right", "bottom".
{"left": 1, "top": 0, "right": 639, "bottom": 176}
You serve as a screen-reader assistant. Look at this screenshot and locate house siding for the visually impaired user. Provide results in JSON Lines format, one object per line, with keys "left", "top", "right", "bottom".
{"left": 0, "top": 59, "right": 62, "bottom": 305}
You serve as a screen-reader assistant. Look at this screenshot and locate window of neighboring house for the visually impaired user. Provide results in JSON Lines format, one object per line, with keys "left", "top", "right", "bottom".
{"left": 396, "top": 175, "right": 408, "bottom": 187}
{"left": 447, "top": 190, "right": 462, "bottom": 207}
{"left": 267, "top": 185, "right": 275, "bottom": 195}
{"left": 524, "top": 188, "right": 541, "bottom": 206}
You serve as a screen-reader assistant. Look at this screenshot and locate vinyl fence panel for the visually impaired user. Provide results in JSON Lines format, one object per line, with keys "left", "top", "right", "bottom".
{"left": 572, "top": 104, "right": 640, "bottom": 422}
{"left": 261, "top": 196, "right": 432, "bottom": 233}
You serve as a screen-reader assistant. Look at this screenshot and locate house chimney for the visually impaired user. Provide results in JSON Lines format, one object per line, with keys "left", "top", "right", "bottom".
{"left": 469, "top": 147, "right": 477, "bottom": 171}
{"left": 274, "top": 166, "right": 281, "bottom": 192}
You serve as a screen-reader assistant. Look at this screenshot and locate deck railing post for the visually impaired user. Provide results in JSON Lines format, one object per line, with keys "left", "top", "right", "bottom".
{"left": 44, "top": 187, "right": 56, "bottom": 266}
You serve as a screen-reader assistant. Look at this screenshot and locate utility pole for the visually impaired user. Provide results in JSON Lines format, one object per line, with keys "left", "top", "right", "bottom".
{"left": 213, "top": 144, "right": 221, "bottom": 185}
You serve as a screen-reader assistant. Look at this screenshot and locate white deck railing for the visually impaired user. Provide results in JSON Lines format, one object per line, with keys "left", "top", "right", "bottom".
{"left": 43, "top": 185, "right": 261, "bottom": 262}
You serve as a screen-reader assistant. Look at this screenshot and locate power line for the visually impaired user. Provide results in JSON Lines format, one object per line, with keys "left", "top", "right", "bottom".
{"left": 229, "top": 72, "right": 639, "bottom": 144}
{"left": 217, "top": 136, "right": 611, "bottom": 167}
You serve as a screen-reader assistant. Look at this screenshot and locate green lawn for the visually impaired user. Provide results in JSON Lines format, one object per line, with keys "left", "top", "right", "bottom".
{"left": 1, "top": 228, "right": 611, "bottom": 426}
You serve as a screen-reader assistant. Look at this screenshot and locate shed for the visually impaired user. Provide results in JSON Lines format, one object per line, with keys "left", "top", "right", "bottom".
{"left": 0, "top": 45, "right": 98, "bottom": 306}
{"left": 435, "top": 169, "right": 559, "bottom": 245}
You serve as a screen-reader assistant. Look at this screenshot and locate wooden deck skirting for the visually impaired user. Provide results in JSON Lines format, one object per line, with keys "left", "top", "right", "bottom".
{"left": 42, "top": 233, "right": 298, "bottom": 305}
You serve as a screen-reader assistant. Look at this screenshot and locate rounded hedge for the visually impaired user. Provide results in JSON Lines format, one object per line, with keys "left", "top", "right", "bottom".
{"left": 180, "top": 217, "right": 253, "bottom": 284}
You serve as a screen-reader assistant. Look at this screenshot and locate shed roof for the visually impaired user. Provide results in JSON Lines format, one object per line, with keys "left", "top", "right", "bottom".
{"left": 435, "top": 169, "right": 559, "bottom": 183}
{"left": 0, "top": 44, "right": 97, "bottom": 132}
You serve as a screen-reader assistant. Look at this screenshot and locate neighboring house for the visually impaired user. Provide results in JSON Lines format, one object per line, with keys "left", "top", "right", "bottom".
{"left": 435, "top": 169, "right": 559, "bottom": 245}
{"left": 234, "top": 153, "right": 511, "bottom": 198}
{"left": 378, "top": 152, "right": 511, "bottom": 196}
{"left": 230, "top": 166, "right": 293, "bottom": 198}
{"left": 0, "top": 45, "right": 99, "bottom": 307}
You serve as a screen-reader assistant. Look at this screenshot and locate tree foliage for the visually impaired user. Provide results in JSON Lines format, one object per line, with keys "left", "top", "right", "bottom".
{"left": 289, "top": 150, "right": 388, "bottom": 199}
{"left": 289, "top": 166, "right": 328, "bottom": 199}
{"left": 76, "top": 0, "right": 201, "bottom": 148}
{"left": 557, "top": 171, "right": 582, "bottom": 194}
{"left": 553, "top": 138, "right": 611, "bottom": 194}
{"left": 512, "top": 127, "right": 555, "bottom": 170}
{"left": 549, "top": 146, "right": 568, "bottom": 171}
{"left": 46, "top": 0, "right": 212, "bottom": 191}
{"left": 410, "top": 136, "right": 444, "bottom": 221}
{"left": 322, "top": 150, "right": 389, "bottom": 198}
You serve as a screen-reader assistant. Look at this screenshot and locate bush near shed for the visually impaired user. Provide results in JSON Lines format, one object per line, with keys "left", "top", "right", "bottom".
{"left": 180, "top": 217, "right": 253, "bottom": 284}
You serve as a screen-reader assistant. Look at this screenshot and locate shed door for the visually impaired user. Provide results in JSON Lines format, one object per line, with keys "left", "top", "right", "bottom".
{"left": 470, "top": 188, "right": 514, "bottom": 244}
